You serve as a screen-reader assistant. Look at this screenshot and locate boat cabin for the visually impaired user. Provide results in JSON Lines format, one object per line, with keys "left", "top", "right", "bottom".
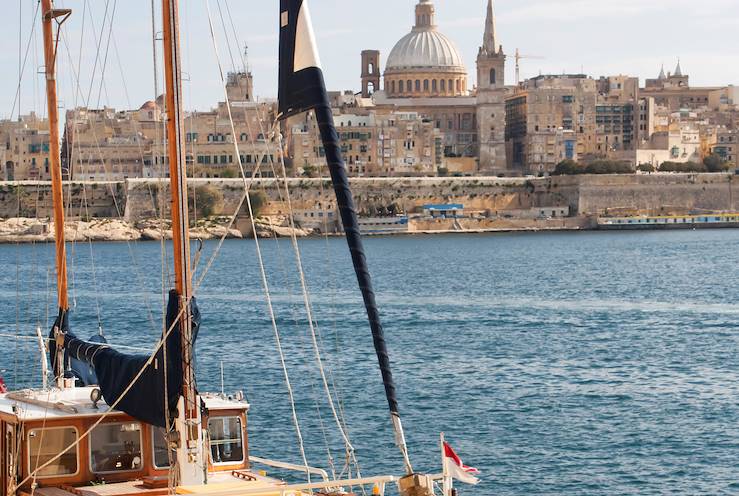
{"left": 0, "top": 387, "right": 257, "bottom": 496}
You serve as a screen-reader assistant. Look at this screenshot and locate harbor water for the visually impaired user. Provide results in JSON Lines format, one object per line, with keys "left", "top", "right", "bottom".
{"left": 1, "top": 230, "right": 739, "bottom": 495}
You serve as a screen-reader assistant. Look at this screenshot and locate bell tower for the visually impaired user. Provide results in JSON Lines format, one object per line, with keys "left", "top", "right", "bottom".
{"left": 476, "top": 0, "right": 507, "bottom": 174}
{"left": 361, "top": 50, "right": 381, "bottom": 97}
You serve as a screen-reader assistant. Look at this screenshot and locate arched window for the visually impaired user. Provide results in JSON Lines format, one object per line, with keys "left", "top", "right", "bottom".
{"left": 399, "top": 80, "right": 405, "bottom": 93}
{"left": 368, "top": 62, "right": 374, "bottom": 73}
{"left": 490, "top": 68, "right": 496, "bottom": 85}
{"left": 432, "top": 79, "right": 437, "bottom": 92}
{"left": 415, "top": 80, "right": 421, "bottom": 92}
{"left": 423, "top": 80, "right": 429, "bottom": 91}
{"left": 440, "top": 79, "right": 446, "bottom": 92}
{"left": 408, "top": 80, "right": 413, "bottom": 92}
{"left": 367, "top": 82, "right": 375, "bottom": 95}
{"left": 390, "top": 80, "right": 396, "bottom": 94}
{"left": 448, "top": 79, "right": 453, "bottom": 93}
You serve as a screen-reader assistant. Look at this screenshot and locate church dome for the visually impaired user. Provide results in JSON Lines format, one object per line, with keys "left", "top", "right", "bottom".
{"left": 386, "top": 29, "right": 465, "bottom": 72}
{"left": 383, "top": 0, "right": 468, "bottom": 98}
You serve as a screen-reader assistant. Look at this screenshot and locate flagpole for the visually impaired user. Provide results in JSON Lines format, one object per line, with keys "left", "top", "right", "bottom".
{"left": 441, "top": 432, "right": 451, "bottom": 496}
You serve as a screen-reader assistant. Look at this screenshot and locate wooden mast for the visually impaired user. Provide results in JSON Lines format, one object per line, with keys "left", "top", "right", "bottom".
{"left": 162, "top": 0, "right": 203, "bottom": 485}
{"left": 41, "top": 0, "right": 71, "bottom": 313}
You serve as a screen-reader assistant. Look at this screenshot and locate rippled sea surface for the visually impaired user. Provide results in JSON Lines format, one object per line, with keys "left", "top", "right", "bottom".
{"left": 2, "top": 230, "right": 739, "bottom": 495}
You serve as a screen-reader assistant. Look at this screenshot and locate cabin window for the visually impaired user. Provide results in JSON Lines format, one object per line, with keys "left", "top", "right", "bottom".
{"left": 90, "top": 422, "right": 143, "bottom": 473}
{"left": 28, "top": 427, "right": 78, "bottom": 478}
{"left": 152, "top": 427, "right": 171, "bottom": 469}
{"left": 208, "top": 417, "right": 244, "bottom": 465}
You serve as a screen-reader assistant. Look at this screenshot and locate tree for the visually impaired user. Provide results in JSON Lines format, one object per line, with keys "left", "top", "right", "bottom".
{"left": 553, "top": 159, "right": 583, "bottom": 175}
{"left": 704, "top": 153, "right": 730, "bottom": 172}
{"left": 585, "top": 160, "right": 633, "bottom": 174}
{"left": 637, "top": 163, "right": 655, "bottom": 173}
{"left": 660, "top": 161, "right": 706, "bottom": 173}
{"left": 189, "top": 184, "right": 223, "bottom": 219}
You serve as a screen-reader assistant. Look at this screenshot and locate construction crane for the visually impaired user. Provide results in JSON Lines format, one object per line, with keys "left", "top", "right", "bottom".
{"left": 515, "top": 48, "right": 546, "bottom": 85}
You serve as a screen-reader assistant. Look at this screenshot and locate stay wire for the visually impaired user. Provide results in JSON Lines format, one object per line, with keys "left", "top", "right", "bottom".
{"left": 204, "top": 0, "right": 312, "bottom": 481}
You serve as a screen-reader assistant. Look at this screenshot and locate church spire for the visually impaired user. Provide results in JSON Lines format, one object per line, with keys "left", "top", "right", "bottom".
{"left": 482, "top": 0, "right": 499, "bottom": 54}
{"left": 658, "top": 64, "right": 666, "bottom": 80}
{"left": 674, "top": 58, "right": 683, "bottom": 77}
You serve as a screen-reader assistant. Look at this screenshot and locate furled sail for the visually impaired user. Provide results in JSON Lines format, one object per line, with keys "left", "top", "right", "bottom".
{"left": 49, "top": 290, "right": 200, "bottom": 427}
{"left": 278, "top": 0, "right": 413, "bottom": 475}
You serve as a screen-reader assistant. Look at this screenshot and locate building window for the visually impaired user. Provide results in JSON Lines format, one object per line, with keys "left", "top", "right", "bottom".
{"left": 490, "top": 68, "right": 496, "bottom": 85}
{"left": 424, "top": 80, "right": 429, "bottom": 91}
{"left": 407, "top": 80, "right": 412, "bottom": 92}
{"left": 90, "top": 422, "right": 143, "bottom": 473}
{"left": 399, "top": 80, "right": 404, "bottom": 93}
{"left": 28, "top": 427, "right": 79, "bottom": 478}
{"left": 415, "top": 80, "right": 421, "bottom": 92}
{"left": 448, "top": 79, "right": 453, "bottom": 93}
{"left": 208, "top": 417, "right": 244, "bottom": 465}
{"left": 391, "top": 80, "right": 396, "bottom": 94}
{"left": 440, "top": 79, "right": 446, "bottom": 92}
{"left": 432, "top": 79, "right": 437, "bottom": 92}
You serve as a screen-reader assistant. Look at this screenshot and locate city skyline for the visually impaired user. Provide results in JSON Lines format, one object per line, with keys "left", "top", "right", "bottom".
{"left": 1, "top": 0, "right": 738, "bottom": 119}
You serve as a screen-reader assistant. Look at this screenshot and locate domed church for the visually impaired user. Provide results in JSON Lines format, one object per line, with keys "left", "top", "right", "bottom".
{"left": 361, "top": 0, "right": 508, "bottom": 174}
{"left": 384, "top": 0, "right": 468, "bottom": 98}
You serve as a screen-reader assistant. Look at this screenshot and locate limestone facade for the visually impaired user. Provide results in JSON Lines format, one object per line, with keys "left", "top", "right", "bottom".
{"left": 0, "top": 113, "right": 51, "bottom": 181}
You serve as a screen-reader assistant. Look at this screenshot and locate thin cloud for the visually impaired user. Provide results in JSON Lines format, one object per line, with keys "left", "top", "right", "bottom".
{"left": 503, "top": 0, "right": 735, "bottom": 23}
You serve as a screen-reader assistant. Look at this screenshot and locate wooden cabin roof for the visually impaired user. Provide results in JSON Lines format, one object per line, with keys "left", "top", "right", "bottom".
{"left": 0, "top": 387, "right": 249, "bottom": 423}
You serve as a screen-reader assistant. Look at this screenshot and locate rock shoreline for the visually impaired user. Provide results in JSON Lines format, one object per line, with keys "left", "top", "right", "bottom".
{"left": 0, "top": 217, "right": 313, "bottom": 244}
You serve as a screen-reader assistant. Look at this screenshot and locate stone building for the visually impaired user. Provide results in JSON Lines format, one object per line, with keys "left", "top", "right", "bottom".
{"left": 712, "top": 129, "right": 738, "bottom": 169}
{"left": 288, "top": 108, "right": 442, "bottom": 177}
{"left": 506, "top": 74, "right": 598, "bottom": 174}
{"left": 0, "top": 113, "right": 51, "bottom": 181}
{"left": 65, "top": 71, "right": 279, "bottom": 180}
{"left": 361, "top": 0, "right": 508, "bottom": 173}
{"left": 475, "top": 0, "right": 508, "bottom": 174}
{"left": 65, "top": 105, "right": 157, "bottom": 180}
{"left": 642, "top": 61, "right": 724, "bottom": 111}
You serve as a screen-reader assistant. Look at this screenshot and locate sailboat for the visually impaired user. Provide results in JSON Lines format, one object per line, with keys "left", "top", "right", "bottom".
{"left": 0, "top": 1, "right": 461, "bottom": 495}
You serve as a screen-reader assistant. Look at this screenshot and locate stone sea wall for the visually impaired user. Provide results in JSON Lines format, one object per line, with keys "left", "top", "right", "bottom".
{"left": 0, "top": 174, "right": 737, "bottom": 228}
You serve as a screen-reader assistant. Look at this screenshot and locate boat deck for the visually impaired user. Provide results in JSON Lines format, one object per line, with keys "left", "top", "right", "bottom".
{"left": 27, "top": 471, "right": 310, "bottom": 496}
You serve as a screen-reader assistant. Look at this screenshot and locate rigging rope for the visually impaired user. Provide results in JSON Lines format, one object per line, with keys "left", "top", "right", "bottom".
{"left": 203, "top": 0, "right": 312, "bottom": 481}
{"left": 8, "top": 0, "right": 40, "bottom": 120}
{"left": 215, "top": 4, "right": 365, "bottom": 483}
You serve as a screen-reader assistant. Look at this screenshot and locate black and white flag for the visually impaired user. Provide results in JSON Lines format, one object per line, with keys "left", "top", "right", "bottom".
{"left": 278, "top": 0, "right": 329, "bottom": 119}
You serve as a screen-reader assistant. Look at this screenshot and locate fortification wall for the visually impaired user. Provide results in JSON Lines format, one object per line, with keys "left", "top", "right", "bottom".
{"left": 1, "top": 174, "right": 737, "bottom": 223}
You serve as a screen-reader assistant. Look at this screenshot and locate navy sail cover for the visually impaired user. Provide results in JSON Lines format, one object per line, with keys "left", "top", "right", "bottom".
{"left": 278, "top": 0, "right": 401, "bottom": 417}
{"left": 50, "top": 291, "right": 200, "bottom": 427}
{"left": 278, "top": 0, "right": 328, "bottom": 119}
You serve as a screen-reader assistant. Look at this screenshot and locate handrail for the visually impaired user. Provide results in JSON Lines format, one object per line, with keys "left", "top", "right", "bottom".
{"left": 181, "top": 475, "right": 396, "bottom": 496}
{"left": 248, "top": 455, "right": 330, "bottom": 482}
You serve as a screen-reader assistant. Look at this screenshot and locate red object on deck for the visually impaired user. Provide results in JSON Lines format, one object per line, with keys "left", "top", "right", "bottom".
{"left": 0, "top": 377, "right": 7, "bottom": 393}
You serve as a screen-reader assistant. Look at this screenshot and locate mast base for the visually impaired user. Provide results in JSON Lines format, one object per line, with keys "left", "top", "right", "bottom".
{"left": 398, "top": 474, "right": 434, "bottom": 496}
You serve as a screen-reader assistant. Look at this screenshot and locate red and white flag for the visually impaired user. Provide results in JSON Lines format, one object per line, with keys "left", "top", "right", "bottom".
{"left": 443, "top": 441, "right": 480, "bottom": 485}
{"left": 0, "top": 377, "right": 7, "bottom": 394}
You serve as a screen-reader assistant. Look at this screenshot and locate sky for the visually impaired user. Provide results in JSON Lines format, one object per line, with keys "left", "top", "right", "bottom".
{"left": 2, "top": 0, "right": 738, "bottom": 120}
